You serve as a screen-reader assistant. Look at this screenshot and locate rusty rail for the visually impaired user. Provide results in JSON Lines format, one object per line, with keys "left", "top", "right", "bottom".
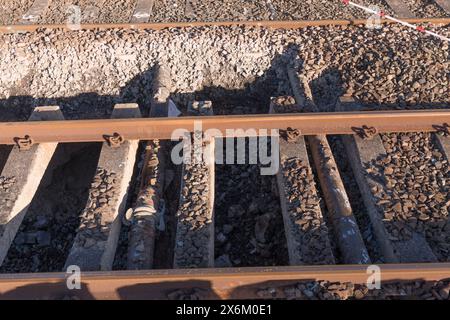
{"left": 0, "top": 17, "right": 449, "bottom": 33}
{"left": 0, "top": 263, "right": 449, "bottom": 299}
{"left": 1, "top": 110, "right": 449, "bottom": 145}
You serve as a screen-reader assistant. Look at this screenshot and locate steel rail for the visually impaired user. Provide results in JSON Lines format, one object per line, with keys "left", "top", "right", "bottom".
{"left": 0, "top": 17, "right": 449, "bottom": 33}
{"left": 0, "top": 110, "right": 449, "bottom": 145}
{"left": 0, "top": 263, "right": 449, "bottom": 299}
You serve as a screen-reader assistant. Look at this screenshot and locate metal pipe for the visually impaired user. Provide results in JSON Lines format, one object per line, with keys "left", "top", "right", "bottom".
{"left": 127, "top": 64, "right": 171, "bottom": 270}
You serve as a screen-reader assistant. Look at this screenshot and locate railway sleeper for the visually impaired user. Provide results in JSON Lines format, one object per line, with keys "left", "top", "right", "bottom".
{"left": 131, "top": 0, "right": 155, "bottom": 23}
{"left": 0, "top": 106, "right": 64, "bottom": 267}
{"left": 384, "top": 0, "right": 415, "bottom": 18}
{"left": 270, "top": 97, "right": 335, "bottom": 265}
{"left": 434, "top": 0, "right": 450, "bottom": 15}
{"left": 337, "top": 96, "right": 438, "bottom": 263}
{"left": 173, "top": 101, "right": 215, "bottom": 268}
{"left": 21, "top": 0, "right": 49, "bottom": 24}
{"left": 64, "top": 103, "right": 141, "bottom": 271}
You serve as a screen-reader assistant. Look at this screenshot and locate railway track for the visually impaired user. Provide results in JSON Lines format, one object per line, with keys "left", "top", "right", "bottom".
{"left": 0, "top": 0, "right": 449, "bottom": 27}
{"left": 0, "top": 0, "right": 449, "bottom": 32}
{"left": 0, "top": 1, "right": 449, "bottom": 301}
{"left": 0, "top": 92, "right": 449, "bottom": 299}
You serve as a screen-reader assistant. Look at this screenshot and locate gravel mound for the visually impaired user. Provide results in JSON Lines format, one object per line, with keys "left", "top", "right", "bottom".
{"left": 256, "top": 279, "right": 450, "bottom": 300}
{"left": 404, "top": 0, "right": 448, "bottom": 18}
{"left": 38, "top": 0, "right": 138, "bottom": 24}
{"left": 0, "top": 0, "right": 448, "bottom": 25}
{"left": 215, "top": 161, "right": 289, "bottom": 267}
{"left": 0, "top": 24, "right": 448, "bottom": 121}
{"left": 370, "top": 133, "right": 450, "bottom": 261}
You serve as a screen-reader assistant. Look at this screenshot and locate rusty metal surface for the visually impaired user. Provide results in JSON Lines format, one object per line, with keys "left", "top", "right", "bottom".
{"left": 126, "top": 141, "right": 164, "bottom": 270}
{"left": 0, "top": 263, "right": 449, "bottom": 299}
{"left": 0, "top": 17, "right": 449, "bottom": 33}
{"left": 308, "top": 134, "right": 370, "bottom": 265}
{"left": 1, "top": 110, "right": 450, "bottom": 145}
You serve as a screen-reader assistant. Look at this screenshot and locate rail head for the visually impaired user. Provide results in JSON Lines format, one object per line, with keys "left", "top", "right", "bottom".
{"left": 0, "top": 109, "right": 449, "bottom": 145}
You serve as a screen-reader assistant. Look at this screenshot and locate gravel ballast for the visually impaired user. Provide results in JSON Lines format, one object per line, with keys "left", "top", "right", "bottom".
{"left": 215, "top": 161, "right": 289, "bottom": 267}
{"left": 38, "top": 0, "right": 138, "bottom": 24}
{"left": 0, "top": 0, "right": 34, "bottom": 25}
{"left": 6, "top": 0, "right": 447, "bottom": 25}
{"left": 255, "top": 279, "right": 450, "bottom": 300}
{"left": 0, "top": 24, "right": 448, "bottom": 120}
{"left": 371, "top": 133, "right": 450, "bottom": 261}
{"left": 151, "top": 0, "right": 390, "bottom": 22}
{"left": 404, "top": 0, "right": 448, "bottom": 18}
{"left": 174, "top": 134, "right": 214, "bottom": 268}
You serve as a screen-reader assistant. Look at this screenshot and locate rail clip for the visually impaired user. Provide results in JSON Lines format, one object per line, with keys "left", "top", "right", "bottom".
{"left": 103, "top": 132, "right": 125, "bottom": 148}
{"left": 280, "top": 127, "right": 301, "bottom": 143}
{"left": 352, "top": 125, "right": 377, "bottom": 139}
{"left": 433, "top": 123, "right": 450, "bottom": 136}
{"left": 13, "top": 135, "right": 34, "bottom": 151}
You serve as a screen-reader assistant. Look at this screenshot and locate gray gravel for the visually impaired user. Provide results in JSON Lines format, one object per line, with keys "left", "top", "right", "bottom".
{"left": 38, "top": 0, "right": 104, "bottom": 24}
{"left": 280, "top": 157, "right": 335, "bottom": 264}
{"left": 97, "top": 0, "right": 138, "bottom": 23}
{"left": 256, "top": 279, "right": 450, "bottom": 300}
{"left": 371, "top": 133, "right": 450, "bottom": 261}
{"left": 295, "top": 26, "right": 449, "bottom": 109}
{"left": 404, "top": 0, "right": 448, "bottom": 18}
{"left": 165, "top": 278, "right": 450, "bottom": 299}
{"left": 174, "top": 134, "right": 213, "bottom": 268}
{"left": 0, "top": 0, "right": 34, "bottom": 25}
{"left": 73, "top": 167, "right": 118, "bottom": 249}
{"left": 215, "top": 161, "right": 289, "bottom": 267}
{"left": 151, "top": 0, "right": 382, "bottom": 22}
{"left": 0, "top": 24, "right": 448, "bottom": 121}
{"left": 38, "top": 0, "right": 138, "bottom": 24}
{"left": 1, "top": 0, "right": 448, "bottom": 25}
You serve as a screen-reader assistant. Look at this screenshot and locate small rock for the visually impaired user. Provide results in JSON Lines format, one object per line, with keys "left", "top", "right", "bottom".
{"left": 33, "top": 216, "right": 49, "bottom": 229}
{"left": 36, "top": 231, "right": 51, "bottom": 246}
{"left": 14, "top": 233, "right": 26, "bottom": 245}
{"left": 255, "top": 213, "right": 271, "bottom": 243}
{"left": 83, "top": 238, "right": 96, "bottom": 248}
{"left": 223, "top": 224, "right": 233, "bottom": 234}
{"left": 215, "top": 254, "right": 232, "bottom": 267}
{"left": 216, "top": 232, "right": 227, "bottom": 243}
